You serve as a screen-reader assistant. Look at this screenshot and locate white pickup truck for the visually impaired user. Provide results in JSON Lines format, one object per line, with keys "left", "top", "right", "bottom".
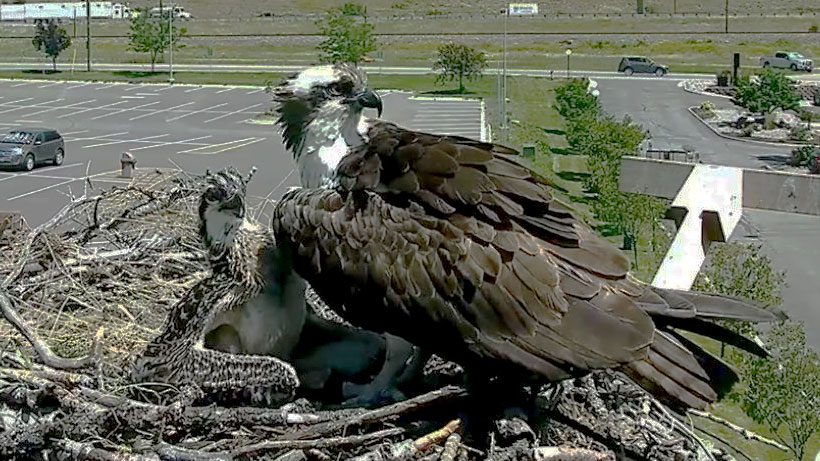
{"left": 759, "top": 51, "right": 813, "bottom": 72}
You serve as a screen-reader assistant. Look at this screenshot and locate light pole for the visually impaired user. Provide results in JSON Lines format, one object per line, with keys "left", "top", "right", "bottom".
{"left": 168, "top": 6, "right": 174, "bottom": 84}
{"left": 565, "top": 48, "right": 572, "bottom": 79}
{"left": 724, "top": 0, "right": 729, "bottom": 33}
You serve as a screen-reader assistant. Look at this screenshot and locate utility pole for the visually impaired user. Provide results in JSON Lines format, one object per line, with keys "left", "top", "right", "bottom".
{"left": 724, "top": 0, "right": 729, "bottom": 33}
{"left": 501, "top": 6, "right": 508, "bottom": 143}
{"left": 85, "top": 0, "right": 91, "bottom": 71}
{"left": 168, "top": 4, "right": 174, "bottom": 83}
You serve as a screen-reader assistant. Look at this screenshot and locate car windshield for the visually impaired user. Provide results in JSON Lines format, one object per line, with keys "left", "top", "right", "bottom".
{"left": 788, "top": 53, "right": 804, "bottom": 59}
{"left": 0, "top": 132, "right": 33, "bottom": 145}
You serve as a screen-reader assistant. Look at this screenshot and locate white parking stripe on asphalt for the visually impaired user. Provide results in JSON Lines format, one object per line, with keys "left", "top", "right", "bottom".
{"left": 65, "top": 131, "right": 130, "bottom": 142}
{"left": 0, "top": 98, "right": 64, "bottom": 115}
{"left": 7, "top": 168, "right": 122, "bottom": 201}
{"left": 27, "top": 99, "right": 97, "bottom": 116}
{"left": 177, "top": 137, "right": 258, "bottom": 154}
{"left": 166, "top": 103, "right": 228, "bottom": 122}
{"left": 128, "top": 101, "right": 195, "bottom": 121}
{"left": 203, "top": 103, "right": 263, "bottom": 123}
{"left": 128, "top": 135, "right": 213, "bottom": 151}
{"left": 88, "top": 101, "right": 160, "bottom": 120}
{"left": 59, "top": 100, "right": 128, "bottom": 118}
{"left": 0, "top": 163, "right": 84, "bottom": 184}
{"left": 83, "top": 133, "right": 170, "bottom": 149}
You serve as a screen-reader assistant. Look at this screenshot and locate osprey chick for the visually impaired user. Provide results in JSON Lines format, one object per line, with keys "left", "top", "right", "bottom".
{"left": 270, "top": 64, "right": 782, "bottom": 411}
{"left": 132, "top": 167, "right": 303, "bottom": 405}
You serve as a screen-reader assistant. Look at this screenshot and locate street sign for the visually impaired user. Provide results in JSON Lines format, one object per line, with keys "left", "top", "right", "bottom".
{"left": 508, "top": 3, "right": 538, "bottom": 15}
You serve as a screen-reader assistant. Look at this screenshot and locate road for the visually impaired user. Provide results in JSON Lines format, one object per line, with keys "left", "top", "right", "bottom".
{"left": 1, "top": 61, "right": 819, "bottom": 83}
{"left": 597, "top": 78, "right": 795, "bottom": 168}
{"left": 0, "top": 80, "right": 483, "bottom": 227}
{"left": 598, "top": 78, "right": 819, "bottom": 350}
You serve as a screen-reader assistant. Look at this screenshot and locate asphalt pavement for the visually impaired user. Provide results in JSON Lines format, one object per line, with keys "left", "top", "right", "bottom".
{"left": 0, "top": 80, "right": 483, "bottom": 226}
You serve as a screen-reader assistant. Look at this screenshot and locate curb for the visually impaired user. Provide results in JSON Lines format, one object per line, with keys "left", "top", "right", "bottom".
{"left": 687, "top": 106, "right": 804, "bottom": 148}
{"left": 0, "top": 77, "right": 266, "bottom": 89}
{"left": 677, "top": 79, "right": 733, "bottom": 99}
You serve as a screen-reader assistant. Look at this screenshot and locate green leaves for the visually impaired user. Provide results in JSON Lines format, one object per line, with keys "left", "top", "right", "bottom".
{"left": 32, "top": 19, "right": 71, "bottom": 71}
{"left": 733, "top": 322, "right": 819, "bottom": 460}
{"left": 432, "top": 43, "right": 487, "bottom": 93}
{"left": 734, "top": 69, "right": 801, "bottom": 115}
{"left": 315, "top": 3, "right": 377, "bottom": 65}
{"left": 553, "top": 78, "right": 600, "bottom": 121}
{"left": 127, "top": 8, "right": 186, "bottom": 72}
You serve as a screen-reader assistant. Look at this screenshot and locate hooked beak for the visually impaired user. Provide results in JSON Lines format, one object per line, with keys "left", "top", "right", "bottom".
{"left": 356, "top": 89, "right": 383, "bottom": 117}
{"left": 220, "top": 193, "right": 245, "bottom": 217}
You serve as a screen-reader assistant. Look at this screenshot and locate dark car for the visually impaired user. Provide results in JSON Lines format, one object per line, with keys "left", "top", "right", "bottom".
{"left": 618, "top": 56, "right": 669, "bottom": 76}
{"left": 0, "top": 128, "right": 65, "bottom": 171}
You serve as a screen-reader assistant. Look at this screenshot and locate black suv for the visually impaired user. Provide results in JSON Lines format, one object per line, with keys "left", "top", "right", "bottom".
{"left": 618, "top": 56, "right": 669, "bottom": 76}
{"left": 0, "top": 128, "right": 65, "bottom": 171}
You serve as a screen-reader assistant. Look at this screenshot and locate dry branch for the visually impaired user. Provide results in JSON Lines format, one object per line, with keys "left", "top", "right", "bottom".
{"left": 688, "top": 408, "right": 789, "bottom": 452}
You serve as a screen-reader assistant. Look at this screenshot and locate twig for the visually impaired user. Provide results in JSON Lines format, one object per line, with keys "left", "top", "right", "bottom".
{"left": 153, "top": 442, "right": 232, "bottom": 461}
{"left": 413, "top": 419, "right": 461, "bottom": 453}
{"left": 231, "top": 427, "right": 405, "bottom": 457}
{"left": 688, "top": 408, "right": 789, "bottom": 452}
{"left": 54, "top": 438, "right": 160, "bottom": 461}
{"left": 533, "top": 447, "right": 614, "bottom": 461}
{"left": 0, "top": 289, "right": 102, "bottom": 370}
{"left": 280, "top": 386, "right": 467, "bottom": 441}
{"left": 440, "top": 433, "right": 461, "bottom": 461}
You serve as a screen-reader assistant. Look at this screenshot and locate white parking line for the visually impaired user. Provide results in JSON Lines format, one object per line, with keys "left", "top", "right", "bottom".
{"left": 27, "top": 99, "right": 97, "bottom": 116}
{"left": 0, "top": 97, "right": 33, "bottom": 110}
{"left": 123, "top": 85, "right": 145, "bottom": 92}
{"left": 58, "top": 100, "right": 128, "bottom": 118}
{"left": 245, "top": 89, "right": 263, "bottom": 95}
{"left": 10, "top": 82, "right": 30, "bottom": 88}
{"left": 203, "top": 103, "right": 263, "bottom": 123}
{"left": 65, "top": 131, "right": 129, "bottom": 142}
{"left": 0, "top": 98, "right": 64, "bottom": 115}
{"left": 7, "top": 168, "right": 122, "bottom": 201}
{"left": 13, "top": 119, "right": 42, "bottom": 124}
{"left": 166, "top": 102, "right": 228, "bottom": 122}
{"left": 0, "top": 162, "right": 83, "bottom": 184}
{"left": 37, "top": 82, "right": 63, "bottom": 89}
{"left": 184, "top": 87, "right": 202, "bottom": 93}
{"left": 128, "top": 101, "right": 195, "bottom": 121}
{"left": 121, "top": 96, "right": 145, "bottom": 99}
{"left": 60, "top": 130, "right": 89, "bottom": 136}
{"left": 89, "top": 101, "right": 160, "bottom": 120}
{"left": 214, "top": 87, "right": 234, "bottom": 94}
{"left": 97, "top": 84, "right": 119, "bottom": 90}
{"left": 177, "top": 137, "right": 258, "bottom": 154}
{"left": 66, "top": 83, "right": 90, "bottom": 89}
{"left": 136, "top": 93, "right": 159, "bottom": 96}
{"left": 155, "top": 86, "right": 175, "bottom": 92}
{"left": 128, "top": 135, "right": 213, "bottom": 151}
{"left": 83, "top": 133, "right": 169, "bottom": 149}
{"left": 197, "top": 137, "right": 265, "bottom": 155}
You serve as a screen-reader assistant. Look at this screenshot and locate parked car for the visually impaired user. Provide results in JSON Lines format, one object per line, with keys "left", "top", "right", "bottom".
{"left": 759, "top": 51, "right": 813, "bottom": 72}
{"left": 618, "top": 56, "right": 669, "bottom": 76}
{"left": 0, "top": 128, "right": 65, "bottom": 171}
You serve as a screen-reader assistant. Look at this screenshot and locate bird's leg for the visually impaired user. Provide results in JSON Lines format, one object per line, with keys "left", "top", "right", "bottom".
{"left": 341, "top": 333, "right": 427, "bottom": 408}
{"left": 184, "top": 345, "right": 300, "bottom": 406}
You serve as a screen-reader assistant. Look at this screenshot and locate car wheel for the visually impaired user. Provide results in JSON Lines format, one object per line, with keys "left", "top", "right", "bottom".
{"left": 23, "top": 154, "right": 35, "bottom": 172}
{"left": 624, "top": 67, "right": 634, "bottom": 76}
{"left": 655, "top": 68, "right": 666, "bottom": 76}
{"left": 790, "top": 64, "right": 797, "bottom": 71}
{"left": 53, "top": 148, "right": 64, "bottom": 166}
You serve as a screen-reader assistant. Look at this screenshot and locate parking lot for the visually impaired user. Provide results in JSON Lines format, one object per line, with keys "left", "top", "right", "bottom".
{"left": 0, "top": 80, "right": 484, "bottom": 227}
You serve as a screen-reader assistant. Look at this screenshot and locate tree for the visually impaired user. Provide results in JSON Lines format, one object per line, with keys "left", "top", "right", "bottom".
{"left": 32, "top": 19, "right": 71, "bottom": 72}
{"left": 731, "top": 322, "right": 819, "bottom": 460}
{"left": 734, "top": 69, "right": 801, "bottom": 115}
{"left": 432, "top": 43, "right": 487, "bottom": 94}
{"left": 315, "top": 3, "right": 376, "bottom": 64}
{"left": 127, "top": 7, "right": 186, "bottom": 73}
{"left": 553, "top": 78, "right": 600, "bottom": 121}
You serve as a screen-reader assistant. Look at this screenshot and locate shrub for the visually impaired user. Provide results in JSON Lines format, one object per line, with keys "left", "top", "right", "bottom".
{"left": 698, "top": 100, "right": 717, "bottom": 119}
{"left": 789, "top": 145, "right": 819, "bottom": 167}
{"left": 789, "top": 124, "right": 811, "bottom": 142}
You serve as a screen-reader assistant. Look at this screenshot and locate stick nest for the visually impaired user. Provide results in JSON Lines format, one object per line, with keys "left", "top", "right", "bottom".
{"left": 0, "top": 170, "right": 739, "bottom": 460}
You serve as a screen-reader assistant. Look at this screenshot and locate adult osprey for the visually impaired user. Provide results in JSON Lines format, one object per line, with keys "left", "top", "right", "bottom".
{"left": 270, "top": 64, "right": 778, "bottom": 410}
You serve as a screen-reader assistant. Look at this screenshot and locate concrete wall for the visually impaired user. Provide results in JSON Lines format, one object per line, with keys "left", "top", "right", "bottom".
{"left": 619, "top": 156, "right": 820, "bottom": 216}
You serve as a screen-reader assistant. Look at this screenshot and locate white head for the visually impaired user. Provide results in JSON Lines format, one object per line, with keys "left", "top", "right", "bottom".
{"left": 198, "top": 167, "right": 248, "bottom": 247}
{"left": 270, "top": 64, "right": 383, "bottom": 188}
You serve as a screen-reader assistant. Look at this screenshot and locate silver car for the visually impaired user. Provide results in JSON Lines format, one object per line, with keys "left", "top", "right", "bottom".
{"left": 0, "top": 128, "right": 65, "bottom": 171}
